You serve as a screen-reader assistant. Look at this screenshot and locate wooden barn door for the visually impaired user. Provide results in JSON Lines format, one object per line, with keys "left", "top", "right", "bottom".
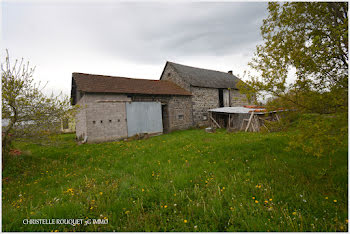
{"left": 223, "top": 90, "right": 230, "bottom": 107}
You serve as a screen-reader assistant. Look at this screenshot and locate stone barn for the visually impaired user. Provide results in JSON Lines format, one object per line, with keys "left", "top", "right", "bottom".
{"left": 71, "top": 73, "right": 192, "bottom": 142}
{"left": 70, "top": 62, "right": 253, "bottom": 142}
{"left": 160, "top": 62, "right": 252, "bottom": 126}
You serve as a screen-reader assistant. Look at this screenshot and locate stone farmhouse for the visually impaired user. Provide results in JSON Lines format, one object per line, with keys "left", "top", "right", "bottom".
{"left": 71, "top": 62, "right": 251, "bottom": 142}
{"left": 160, "top": 62, "right": 251, "bottom": 126}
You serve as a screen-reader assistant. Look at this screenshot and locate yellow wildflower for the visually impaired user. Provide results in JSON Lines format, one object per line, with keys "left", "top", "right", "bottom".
{"left": 184, "top": 219, "right": 188, "bottom": 223}
{"left": 252, "top": 197, "right": 255, "bottom": 200}
{"left": 334, "top": 200, "right": 337, "bottom": 203}
{"left": 325, "top": 197, "right": 328, "bottom": 199}
{"left": 292, "top": 212, "right": 297, "bottom": 215}
{"left": 99, "top": 192, "right": 103, "bottom": 195}
{"left": 255, "top": 200, "right": 259, "bottom": 203}
{"left": 164, "top": 205, "right": 168, "bottom": 208}
{"left": 269, "top": 198, "right": 272, "bottom": 201}
{"left": 142, "top": 188, "right": 145, "bottom": 192}
{"left": 264, "top": 200, "right": 268, "bottom": 204}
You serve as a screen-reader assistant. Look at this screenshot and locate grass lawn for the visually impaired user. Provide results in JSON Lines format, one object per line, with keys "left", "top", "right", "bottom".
{"left": 2, "top": 129, "right": 348, "bottom": 231}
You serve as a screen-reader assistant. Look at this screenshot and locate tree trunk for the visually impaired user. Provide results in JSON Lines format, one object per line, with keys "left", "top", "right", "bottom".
{"left": 2, "top": 105, "right": 17, "bottom": 168}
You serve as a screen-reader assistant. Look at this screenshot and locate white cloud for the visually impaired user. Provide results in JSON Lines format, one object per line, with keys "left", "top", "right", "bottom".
{"left": 1, "top": 1, "right": 268, "bottom": 97}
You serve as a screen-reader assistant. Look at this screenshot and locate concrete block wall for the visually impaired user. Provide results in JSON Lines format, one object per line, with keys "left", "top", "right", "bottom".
{"left": 86, "top": 101, "right": 127, "bottom": 142}
{"left": 76, "top": 93, "right": 131, "bottom": 142}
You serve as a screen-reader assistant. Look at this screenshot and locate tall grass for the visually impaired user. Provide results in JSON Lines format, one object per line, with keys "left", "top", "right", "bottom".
{"left": 2, "top": 129, "right": 348, "bottom": 231}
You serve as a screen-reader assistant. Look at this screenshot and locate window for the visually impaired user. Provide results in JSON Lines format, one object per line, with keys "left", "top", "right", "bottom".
{"left": 93, "top": 121, "right": 96, "bottom": 124}
{"left": 202, "top": 113, "right": 208, "bottom": 121}
{"left": 100, "top": 120, "right": 103, "bottom": 123}
{"left": 167, "top": 72, "right": 171, "bottom": 77}
{"left": 178, "top": 114, "right": 184, "bottom": 120}
{"left": 109, "top": 120, "right": 112, "bottom": 123}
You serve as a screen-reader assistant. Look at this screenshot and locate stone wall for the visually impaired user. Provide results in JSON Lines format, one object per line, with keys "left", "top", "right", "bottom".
{"left": 230, "top": 89, "right": 250, "bottom": 106}
{"left": 132, "top": 94, "right": 192, "bottom": 132}
{"left": 160, "top": 63, "right": 252, "bottom": 127}
{"left": 167, "top": 96, "right": 193, "bottom": 131}
{"left": 191, "top": 87, "right": 219, "bottom": 126}
{"left": 191, "top": 88, "right": 251, "bottom": 127}
{"left": 160, "top": 64, "right": 191, "bottom": 91}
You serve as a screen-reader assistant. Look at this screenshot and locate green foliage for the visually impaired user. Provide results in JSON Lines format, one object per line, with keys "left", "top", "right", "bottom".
{"left": 1, "top": 50, "right": 70, "bottom": 160}
{"left": 243, "top": 2, "right": 348, "bottom": 157}
{"left": 246, "top": 2, "right": 348, "bottom": 113}
{"left": 260, "top": 112, "right": 300, "bottom": 133}
{"left": 288, "top": 113, "right": 348, "bottom": 158}
{"left": 3, "top": 130, "right": 348, "bottom": 231}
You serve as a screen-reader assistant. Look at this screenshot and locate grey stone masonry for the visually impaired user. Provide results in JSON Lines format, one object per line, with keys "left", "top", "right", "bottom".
{"left": 191, "top": 87, "right": 219, "bottom": 126}
{"left": 160, "top": 62, "right": 252, "bottom": 127}
{"left": 230, "top": 89, "right": 250, "bottom": 107}
{"left": 160, "top": 64, "right": 191, "bottom": 91}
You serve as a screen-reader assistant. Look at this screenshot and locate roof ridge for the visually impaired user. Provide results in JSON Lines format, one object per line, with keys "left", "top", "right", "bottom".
{"left": 167, "top": 61, "right": 238, "bottom": 77}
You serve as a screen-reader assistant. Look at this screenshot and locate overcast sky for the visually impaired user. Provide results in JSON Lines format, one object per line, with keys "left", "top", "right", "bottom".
{"left": 1, "top": 1, "right": 268, "bottom": 96}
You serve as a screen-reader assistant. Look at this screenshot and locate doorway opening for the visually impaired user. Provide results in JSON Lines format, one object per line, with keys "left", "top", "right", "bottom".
{"left": 161, "top": 104, "right": 169, "bottom": 133}
{"left": 219, "top": 89, "right": 224, "bottom": 107}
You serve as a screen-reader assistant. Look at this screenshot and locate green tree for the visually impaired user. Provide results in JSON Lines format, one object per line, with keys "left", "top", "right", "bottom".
{"left": 246, "top": 2, "right": 347, "bottom": 113}
{"left": 244, "top": 2, "right": 348, "bottom": 158}
{"left": 2, "top": 50, "right": 70, "bottom": 164}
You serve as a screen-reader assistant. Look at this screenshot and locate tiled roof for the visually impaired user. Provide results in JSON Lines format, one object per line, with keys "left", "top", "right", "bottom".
{"left": 166, "top": 61, "right": 242, "bottom": 89}
{"left": 72, "top": 72, "right": 192, "bottom": 96}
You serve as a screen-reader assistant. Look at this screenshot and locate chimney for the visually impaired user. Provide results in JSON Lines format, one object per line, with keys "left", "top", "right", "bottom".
{"left": 228, "top": 70, "right": 233, "bottom": 75}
